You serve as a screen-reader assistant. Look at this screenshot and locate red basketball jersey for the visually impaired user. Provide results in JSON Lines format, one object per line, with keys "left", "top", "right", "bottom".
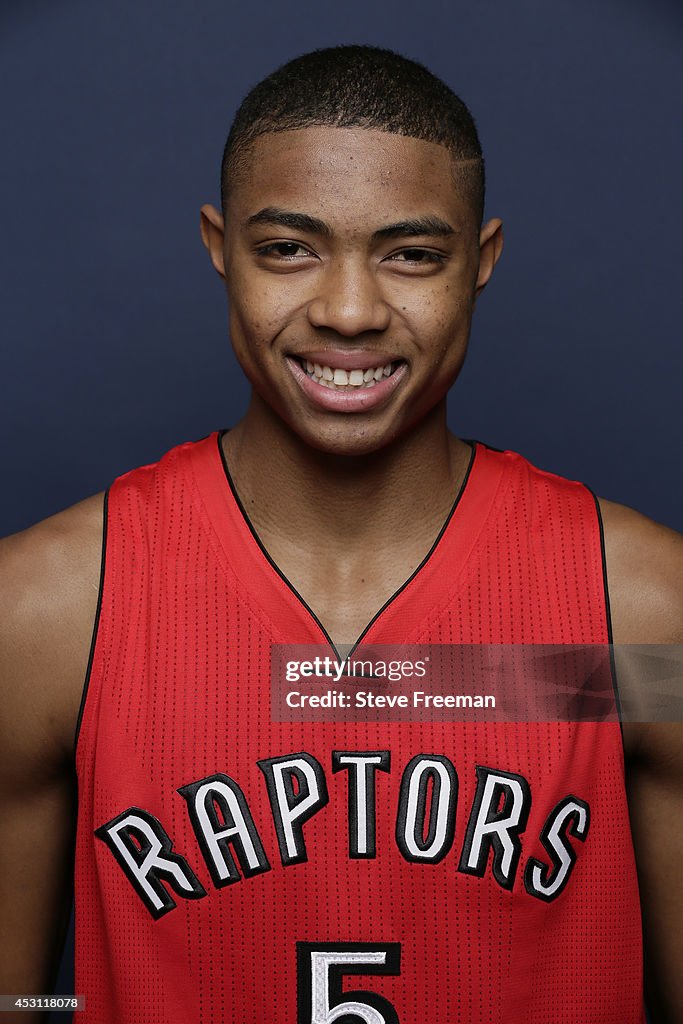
{"left": 74, "top": 430, "right": 645, "bottom": 1023}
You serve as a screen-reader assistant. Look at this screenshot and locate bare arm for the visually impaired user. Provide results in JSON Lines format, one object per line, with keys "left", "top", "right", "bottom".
{"left": 600, "top": 498, "right": 683, "bottom": 1023}
{"left": 0, "top": 495, "right": 104, "bottom": 1023}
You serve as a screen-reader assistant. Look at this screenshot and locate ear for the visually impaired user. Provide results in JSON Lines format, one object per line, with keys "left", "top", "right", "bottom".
{"left": 200, "top": 204, "right": 227, "bottom": 279}
{"left": 475, "top": 218, "right": 504, "bottom": 298}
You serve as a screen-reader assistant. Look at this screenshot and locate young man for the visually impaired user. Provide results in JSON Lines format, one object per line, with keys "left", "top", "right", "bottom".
{"left": 1, "top": 45, "right": 681, "bottom": 1024}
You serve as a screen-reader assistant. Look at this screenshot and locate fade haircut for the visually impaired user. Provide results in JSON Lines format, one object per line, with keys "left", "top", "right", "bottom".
{"left": 221, "top": 45, "right": 485, "bottom": 225}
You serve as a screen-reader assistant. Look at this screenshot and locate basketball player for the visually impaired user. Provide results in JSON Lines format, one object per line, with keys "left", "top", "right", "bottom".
{"left": 1, "top": 45, "right": 681, "bottom": 1024}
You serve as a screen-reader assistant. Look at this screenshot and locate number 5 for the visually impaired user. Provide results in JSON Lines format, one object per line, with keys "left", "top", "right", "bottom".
{"left": 297, "top": 942, "right": 401, "bottom": 1024}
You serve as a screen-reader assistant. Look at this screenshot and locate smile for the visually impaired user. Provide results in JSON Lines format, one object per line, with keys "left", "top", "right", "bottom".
{"left": 285, "top": 354, "right": 408, "bottom": 412}
{"left": 300, "top": 359, "right": 397, "bottom": 390}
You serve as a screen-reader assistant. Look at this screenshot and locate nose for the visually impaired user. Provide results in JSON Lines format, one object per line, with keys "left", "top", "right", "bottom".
{"left": 307, "top": 260, "right": 391, "bottom": 336}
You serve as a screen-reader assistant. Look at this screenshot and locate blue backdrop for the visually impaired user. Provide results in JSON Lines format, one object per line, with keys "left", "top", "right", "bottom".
{"left": 1, "top": 0, "right": 681, "bottom": 537}
{"left": 1, "top": 0, "right": 679, "bottom": 1017}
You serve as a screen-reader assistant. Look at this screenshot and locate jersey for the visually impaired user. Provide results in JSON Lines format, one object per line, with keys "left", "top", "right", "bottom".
{"left": 74, "top": 429, "right": 645, "bottom": 1023}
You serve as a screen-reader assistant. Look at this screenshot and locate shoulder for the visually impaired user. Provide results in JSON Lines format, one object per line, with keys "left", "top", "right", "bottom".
{"left": 0, "top": 492, "right": 105, "bottom": 775}
{"left": 599, "top": 499, "right": 683, "bottom": 1016}
{"left": 597, "top": 496, "right": 683, "bottom": 644}
{"left": 597, "top": 496, "right": 682, "bottom": 766}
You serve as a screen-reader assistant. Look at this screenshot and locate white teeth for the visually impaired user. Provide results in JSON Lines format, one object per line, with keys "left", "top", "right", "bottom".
{"left": 300, "top": 358, "right": 400, "bottom": 389}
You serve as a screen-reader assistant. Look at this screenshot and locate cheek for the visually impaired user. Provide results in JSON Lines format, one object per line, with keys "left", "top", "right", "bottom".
{"left": 407, "top": 283, "right": 471, "bottom": 355}
{"left": 229, "top": 284, "right": 281, "bottom": 347}
{"left": 229, "top": 266, "right": 307, "bottom": 343}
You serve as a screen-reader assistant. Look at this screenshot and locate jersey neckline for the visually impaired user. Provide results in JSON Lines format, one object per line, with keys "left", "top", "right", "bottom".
{"left": 188, "top": 430, "right": 507, "bottom": 661}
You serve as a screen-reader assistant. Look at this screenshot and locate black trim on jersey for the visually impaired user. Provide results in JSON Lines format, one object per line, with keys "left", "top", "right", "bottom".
{"left": 469, "top": 438, "right": 505, "bottom": 454}
{"left": 257, "top": 752, "right": 329, "bottom": 866}
{"left": 177, "top": 772, "right": 270, "bottom": 888}
{"left": 396, "top": 755, "right": 458, "bottom": 864}
{"left": 217, "top": 429, "right": 476, "bottom": 664}
{"left": 458, "top": 766, "right": 531, "bottom": 890}
{"left": 332, "top": 751, "right": 390, "bottom": 859}
{"left": 73, "top": 488, "right": 109, "bottom": 756}
{"left": 95, "top": 806, "right": 206, "bottom": 920}
{"left": 524, "top": 795, "right": 591, "bottom": 902}
{"left": 587, "top": 486, "right": 625, "bottom": 745}
{"left": 297, "top": 942, "right": 401, "bottom": 1024}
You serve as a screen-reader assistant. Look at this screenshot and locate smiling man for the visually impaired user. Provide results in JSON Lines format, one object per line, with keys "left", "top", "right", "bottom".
{"left": 1, "top": 45, "right": 682, "bottom": 1024}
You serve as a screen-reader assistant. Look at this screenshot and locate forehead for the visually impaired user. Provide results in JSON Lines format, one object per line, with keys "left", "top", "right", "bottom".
{"left": 227, "top": 126, "right": 472, "bottom": 231}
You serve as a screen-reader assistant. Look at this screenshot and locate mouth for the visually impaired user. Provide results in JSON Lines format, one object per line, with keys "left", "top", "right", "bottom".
{"left": 285, "top": 352, "right": 408, "bottom": 412}
{"left": 297, "top": 356, "right": 401, "bottom": 390}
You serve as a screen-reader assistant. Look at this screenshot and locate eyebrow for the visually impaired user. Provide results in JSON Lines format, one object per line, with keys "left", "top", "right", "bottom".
{"left": 244, "top": 207, "right": 457, "bottom": 241}
{"left": 372, "top": 216, "right": 457, "bottom": 241}
{"left": 245, "top": 207, "right": 333, "bottom": 238}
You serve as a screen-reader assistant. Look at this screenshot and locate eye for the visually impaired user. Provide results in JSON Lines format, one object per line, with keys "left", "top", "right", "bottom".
{"left": 256, "top": 242, "right": 316, "bottom": 260}
{"left": 387, "top": 248, "right": 446, "bottom": 265}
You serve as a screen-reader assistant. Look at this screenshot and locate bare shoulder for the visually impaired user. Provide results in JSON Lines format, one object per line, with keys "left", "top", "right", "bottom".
{"left": 598, "top": 496, "right": 683, "bottom": 769}
{"left": 0, "top": 492, "right": 105, "bottom": 778}
{"left": 597, "top": 496, "right": 683, "bottom": 645}
{"left": 598, "top": 499, "right": 683, "bottom": 1018}
{"left": 0, "top": 494, "right": 105, "bottom": 999}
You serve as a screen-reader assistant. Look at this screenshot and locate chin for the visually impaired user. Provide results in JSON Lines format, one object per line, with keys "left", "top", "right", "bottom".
{"left": 292, "top": 419, "right": 402, "bottom": 459}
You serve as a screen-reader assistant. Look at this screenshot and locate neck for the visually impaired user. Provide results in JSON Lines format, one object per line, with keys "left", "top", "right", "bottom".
{"left": 221, "top": 396, "right": 472, "bottom": 557}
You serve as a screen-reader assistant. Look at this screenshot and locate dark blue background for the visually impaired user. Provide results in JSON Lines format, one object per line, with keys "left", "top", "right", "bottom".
{"left": 1, "top": 0, "right": 681, "bottom": 538}
{"left": 1, "top": 0, "right": 679, "bottom": 1018}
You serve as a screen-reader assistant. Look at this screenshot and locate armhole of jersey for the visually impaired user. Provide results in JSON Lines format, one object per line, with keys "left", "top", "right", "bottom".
{"left": 73, "top": 488, "right": 109, "bottom": 757}
{"left": 587, "top": 486, "right": 625, "bottom": 747}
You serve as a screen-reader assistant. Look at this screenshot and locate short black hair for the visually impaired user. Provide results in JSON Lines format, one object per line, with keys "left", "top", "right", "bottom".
{"left": 221, "top": 45, "right": 485, "bottom": 225}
